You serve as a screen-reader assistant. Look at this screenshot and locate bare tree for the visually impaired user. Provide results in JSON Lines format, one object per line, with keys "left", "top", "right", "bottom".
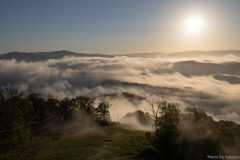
{"left": 145, "top": 94, "right": 167, "bottom": 128}
{"left": 0, "top": 87, "right": 23, "bottom": 100}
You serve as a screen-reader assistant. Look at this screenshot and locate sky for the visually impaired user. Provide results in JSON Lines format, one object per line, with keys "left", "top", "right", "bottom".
{"left": 1, "top": 0, "right": 240, "bottom": 54}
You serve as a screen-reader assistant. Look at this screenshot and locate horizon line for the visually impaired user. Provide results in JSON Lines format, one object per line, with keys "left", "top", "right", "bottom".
{"left": 1, "top": 49, "right": 240, "bottom": 55}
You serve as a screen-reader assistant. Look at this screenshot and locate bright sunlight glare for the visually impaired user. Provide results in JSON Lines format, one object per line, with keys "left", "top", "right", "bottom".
{"left": 185, "top": 16, "right": 204, "bottom": 33}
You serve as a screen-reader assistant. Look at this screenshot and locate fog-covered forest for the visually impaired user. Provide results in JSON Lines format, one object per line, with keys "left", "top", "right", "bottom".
{"left": 1, "top": 87, "right": 240, "bottom": 160}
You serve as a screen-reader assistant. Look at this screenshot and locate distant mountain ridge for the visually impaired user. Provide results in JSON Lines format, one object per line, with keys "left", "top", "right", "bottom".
{"left": 165, "top": 50, "right": 240, "bottom": 58}
{"left": 124, "top": 50, "right": 240, "bottom": 58}
{"left": 0, "top": 50, "right": 240, "bottom": 62}
{"left": 0, "top": 50, "right": 112, "bottom": 62}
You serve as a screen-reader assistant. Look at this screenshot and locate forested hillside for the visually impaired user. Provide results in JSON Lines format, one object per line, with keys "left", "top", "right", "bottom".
{"left": 1, "top": 87, "right": 240, "bottom": 160}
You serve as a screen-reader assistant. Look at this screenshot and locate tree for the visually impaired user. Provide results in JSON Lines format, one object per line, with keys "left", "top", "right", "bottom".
{"left": 45, "top": 97, "right": 60, "bottom": 117}
{"left": 96, "top": 101, "right": 111, "bottom": 123}
{"left": 184, "top": 107, "right": 209, "bottom": 122}
{"left": 154, "top": 103, "right": 181, "bottom": 159}
{"left": 0, "top": 87, "right": 23, "bottom": 100}
{"left": 146, "top": 97, "right": 181, "bottom": 159}
{"left": 59, "top": 96, "right": 96, "bottom": 122}
{"left": 179, "top": 107, "right": 223, "bottom": 159}
{"left": 72, "top": 96, "right": 95, "bottom": 116}
{"left": 123, "top": 110, "right": 152, "bottom": 126}
{"left": 59, "top": 97, "right": 73, "bottom": 121}
{"left": 27, "top": 93, "right": 47, "bottom": 120}
{"left": 0, "top": 90, "right": 35, "bottom": 149}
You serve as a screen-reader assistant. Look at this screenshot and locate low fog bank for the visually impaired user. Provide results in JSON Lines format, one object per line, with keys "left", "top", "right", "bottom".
{"left": 94, "top": 93, "right": 147, "bottom": 122}
{"left": 0, "top": 55, "right": 240, "bottom": 123}
{"left": 94, "top": 93, "right": 154, "bottom": 131}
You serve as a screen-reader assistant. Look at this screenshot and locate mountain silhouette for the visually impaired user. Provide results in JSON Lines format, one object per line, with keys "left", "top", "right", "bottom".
{"left": 0, "top": 50, "right": 112, "bottom": 62}
{"left": 1, "top": 50, "right": 240, "bottom": 62}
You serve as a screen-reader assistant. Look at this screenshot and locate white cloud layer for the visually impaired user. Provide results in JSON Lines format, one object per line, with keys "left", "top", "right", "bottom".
{"left": 0, "top": 56, "right": 240, "bottom": 122}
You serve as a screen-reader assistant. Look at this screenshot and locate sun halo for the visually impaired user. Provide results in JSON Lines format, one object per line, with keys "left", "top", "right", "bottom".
{"left": 185, "top": 16, "right": 204, "bottom": 33}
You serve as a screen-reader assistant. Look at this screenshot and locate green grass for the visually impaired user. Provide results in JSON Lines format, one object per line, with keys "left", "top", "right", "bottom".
{"left": 28, "top": 126, "right": 147, "bottom": 160}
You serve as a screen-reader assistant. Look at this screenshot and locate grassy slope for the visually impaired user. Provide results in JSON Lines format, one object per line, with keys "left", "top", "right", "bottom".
{"left": 28, "top": 126, "right": 147, "bottom": 160}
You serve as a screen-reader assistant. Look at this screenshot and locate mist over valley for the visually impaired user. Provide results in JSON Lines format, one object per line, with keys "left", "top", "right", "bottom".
{"left": 1, "top": 50, "right": 240, "bottom": 123}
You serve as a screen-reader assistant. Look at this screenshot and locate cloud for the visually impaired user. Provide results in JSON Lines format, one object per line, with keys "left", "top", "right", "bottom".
{"left": 0, "top": 56, "right": 240, "bottom": 123}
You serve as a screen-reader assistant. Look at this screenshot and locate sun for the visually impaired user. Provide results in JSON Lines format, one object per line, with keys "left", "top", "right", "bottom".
{"left": 185, "top": 16, "right": 203, "bottom": 33}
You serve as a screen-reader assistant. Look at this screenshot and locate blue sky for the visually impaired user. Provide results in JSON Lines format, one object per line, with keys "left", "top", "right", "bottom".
{"left": 1, "top": 0, "right": 240, "bottom": 54}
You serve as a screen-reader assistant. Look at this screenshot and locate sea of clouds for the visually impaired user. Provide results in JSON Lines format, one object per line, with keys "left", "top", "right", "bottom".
{"left": 0, "top": 55, "right": 240, "bottom": 122}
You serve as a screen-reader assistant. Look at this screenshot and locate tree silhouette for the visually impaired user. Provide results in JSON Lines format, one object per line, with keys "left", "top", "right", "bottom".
{"left": 0, "top": 89, "right": 35, "bottom": 149}
{"left": 153, "top": 101, "right": 181, "bottom": 159}
{"left": 96, "top": 101, "right": 111, "bottom": 122}
{"left": 27, "top": 93, "right": 47, "bottom": 120}
{"left": 72, "top": 96, "right": 95, "bottom": 115}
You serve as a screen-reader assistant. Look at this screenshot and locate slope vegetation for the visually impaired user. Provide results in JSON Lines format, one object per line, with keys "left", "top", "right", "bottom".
{"left": 28, "top": 126, "right": 147, "bottom": 160}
